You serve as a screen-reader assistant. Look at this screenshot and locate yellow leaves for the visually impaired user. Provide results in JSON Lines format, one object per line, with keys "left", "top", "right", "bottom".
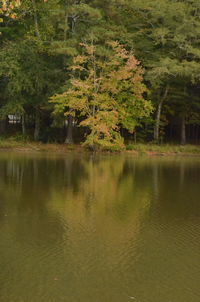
{"left": 0, "top": 0, "right": 21, "bottom": 12}
{"left": 70, "top": 79, "right": 91, "bottom": 91}
{"left": 112, "top": 69, "right": 131, "bottom": 81}
{"left": 70, "top": 55, "right": 87, "bottom": 71}
{"left": 79, "top": 43, "right": 95, "bottom": 55}
{"left": 107, "top": 40, "right": 129, "bottom": 59}
{"left": 81, "top": 111, "right": 119, "bottom": 138}
{"left": 71, "top": 65, "right": 85, "bottom": 71}
{"left": 0, "top": 0, "right": 21, "bottom": 24}
{"left": 14, "top": 0, "right": 21, "bottom": 7}
{"left": 126, "top": 56, "right": 140, "bottom": 70}
{"left": 101, "top": 77, "right": 117, "bottom": 94}
{"left": 50, "top": 40, "right": 151, "bottom": 150}
{"left": 10, "top": 12, "right": 17, "bottom": 18}
{"left": 67, "top": 97, "right": 88, "bottom": 113}
{"left": 1, "top": 3, "right": 7, "bottom": 11}
{"left": 49, "top": 92, "right": 68, "bottom": 104}
{"left": 73, "top": 55, "right": 87, "bottom": 65}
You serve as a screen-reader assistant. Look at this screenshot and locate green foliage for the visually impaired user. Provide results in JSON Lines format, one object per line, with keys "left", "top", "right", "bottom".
{"left": 1, "top": 0, "right": 200, "bottom": 147}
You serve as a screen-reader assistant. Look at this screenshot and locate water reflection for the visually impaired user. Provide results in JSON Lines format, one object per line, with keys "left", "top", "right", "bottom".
{"left": 0, "top": 153, "right": 200, "bottom": 302}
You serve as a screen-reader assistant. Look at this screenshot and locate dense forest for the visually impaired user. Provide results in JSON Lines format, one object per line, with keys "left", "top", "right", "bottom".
{"left": 1, "top": 0, "right": 200, "bottom": 150}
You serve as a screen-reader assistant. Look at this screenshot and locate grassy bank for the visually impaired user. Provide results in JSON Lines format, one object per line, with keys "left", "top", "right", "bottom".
{"left": 126, "top": 143, "right": 200, "bottom": 155}
{"left": 0, "top": 137, "right": 199, "bottom": 155}
{"left": 0, "top": 137, "right": 78, "bottom": 153}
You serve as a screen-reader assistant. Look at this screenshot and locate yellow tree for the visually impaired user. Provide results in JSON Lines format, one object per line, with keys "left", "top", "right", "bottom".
{"left": 51, "top": 41, "right": 152, "bottom": 150}
{"left": 0, "top": 0, "right": 20, "bottom": 21}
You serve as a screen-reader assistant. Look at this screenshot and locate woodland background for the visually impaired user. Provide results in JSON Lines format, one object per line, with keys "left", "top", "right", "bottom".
{"left": 1, "top": 0, "right": 200, "bottom": 150}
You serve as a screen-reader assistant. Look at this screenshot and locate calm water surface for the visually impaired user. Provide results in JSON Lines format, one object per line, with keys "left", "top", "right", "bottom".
{"left": 0, "top": 152, "right": 200, "bottom": 302}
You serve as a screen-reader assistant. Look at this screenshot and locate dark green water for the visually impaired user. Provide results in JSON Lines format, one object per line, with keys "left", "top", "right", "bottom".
{"left": 0, "top": 152, "right": 200, "bottom": 302}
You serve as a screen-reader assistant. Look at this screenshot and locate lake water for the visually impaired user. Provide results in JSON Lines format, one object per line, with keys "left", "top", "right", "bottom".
{"left": 0, "top": 152, "right": 200, "bottom": 302}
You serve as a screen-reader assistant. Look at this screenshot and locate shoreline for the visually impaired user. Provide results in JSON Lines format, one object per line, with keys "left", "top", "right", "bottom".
{"left": 0, "top": 140, "right": 200, "bottom": 156}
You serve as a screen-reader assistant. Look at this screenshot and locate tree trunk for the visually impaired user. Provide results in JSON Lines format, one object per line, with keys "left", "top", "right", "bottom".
{"left": 154, "top": 86, "right": 169, "bottom": 143}
{"left": 22, "top": 114, "right": 26, "bottom": 135}
{"left": 196, "top": 124, "right": 199, "bottom": 144}
{"left": 181, "top": 116, "right": 186, "bottom": 145}
{"left": 65, "top": 115, "right": 74, "bottom": 144}
{"left": 154, "top": 100, "right": 163, "bottom": 142}
{"left": 134, "top": 131, "right": 137, "bottom": 144}
{"left": 32, "top": 0, "right": 41, "bottom": 39}
{"left": 34, "top": 110, "right": 40, "bottom": 141}
{"left": 63, "top": 7, "right": 75, "bottom": 146}
{"left": 0, "top": 118, "right": 7, "bottom": 135}
{"left": 188, "top": 124, "right": 191, "bottom": 143}
{"left": 170, "top": 123, "right": 173, "bottom": 141}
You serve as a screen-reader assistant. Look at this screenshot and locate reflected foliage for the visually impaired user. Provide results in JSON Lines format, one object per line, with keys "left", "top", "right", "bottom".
{"left": 1, "top": 154, "right": 200, "bottom": 302}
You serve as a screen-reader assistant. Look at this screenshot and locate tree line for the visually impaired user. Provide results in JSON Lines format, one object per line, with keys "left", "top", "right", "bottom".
{"left": 1, "top": 0, "right": 200, "bottom": 149}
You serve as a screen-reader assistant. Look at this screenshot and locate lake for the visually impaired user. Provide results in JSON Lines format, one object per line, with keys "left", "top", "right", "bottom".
{"left": 0, "top": 152, "right": 200, "bottom": 302}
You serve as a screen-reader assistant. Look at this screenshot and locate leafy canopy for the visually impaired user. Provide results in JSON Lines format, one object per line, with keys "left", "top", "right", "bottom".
{"left": 51, "top": 41, "right": 152, "bottom": 150}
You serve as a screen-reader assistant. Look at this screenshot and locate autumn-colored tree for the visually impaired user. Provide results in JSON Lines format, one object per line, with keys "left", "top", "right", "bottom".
{"left": 51, "top": 41, "right": 152, "bottom": 150}
{"left": 0, "top": 0, "right": 20, "bottom": 22}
